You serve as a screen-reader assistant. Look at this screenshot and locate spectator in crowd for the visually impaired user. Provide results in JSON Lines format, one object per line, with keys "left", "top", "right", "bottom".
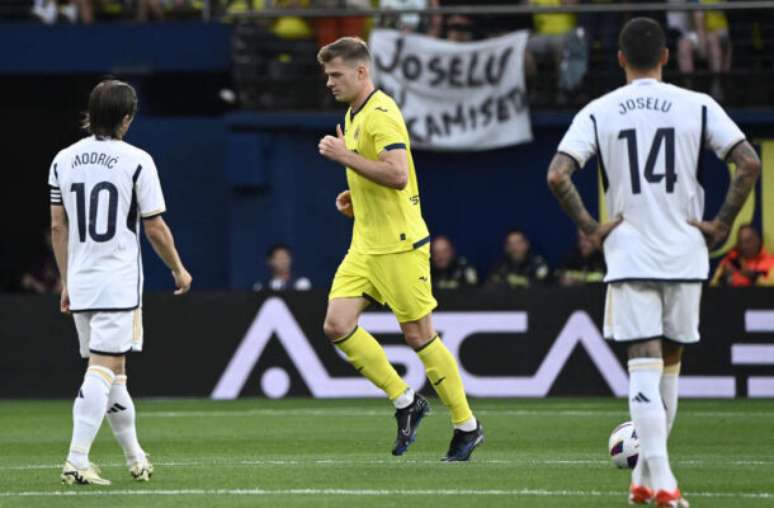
{"left": 20, "top": 230, "right": 61, "bottom": 294}
{"left": 525, "top": 0, "right": 587, "bottom": 98}
{"left": 555, "top": 229, "right": 606, "bottom": 286}
{"left": 253, "top": 243, "right": 312, "bottom": 291}
{"left": 577, "top": 0, "right": 621, "bottom": 69}
{"left": 438, "top": 0, "right": 478, "bottom": 41}
{"left": 312, "top": 1, "right": 369, "bottom": 47}
{"left": 33, "top": 0, "right": 82, "bottom": 23}
{"left": 668, "top": 0, "right": 732, "bottom": 100}
{"left": 379, "top": 0, "right": 441, "bottom": 37}
{"left": 430, "top": 235, "right": 478, "bottom": 290}
{"left": 711, "top": 225, "right": 774, "bottom": 287}
{"left": 486, "top": 229, "right": 550, "bottom": 288}
{"left": 33, "top": 0, "right": 165, "bottom": 24}
{"left": 226, "top": 0, "right": 315, "bottom": 38}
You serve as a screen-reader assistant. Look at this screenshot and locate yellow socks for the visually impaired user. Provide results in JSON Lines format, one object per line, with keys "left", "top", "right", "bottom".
{"left": 335, "top": 327, "right": 475, "bottom": 428}
{"left": 416, "top": 336, "right": 473, "bottom": 425}
{"left": 334, "top": 326, "right": 408, "bottom": 401}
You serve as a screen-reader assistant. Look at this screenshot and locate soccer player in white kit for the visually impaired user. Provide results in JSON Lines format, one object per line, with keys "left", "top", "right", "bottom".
{"left": 547, "top": 18, "right": 761, "bottom": 507}
{"left": 49, "top": 80, "right": 192, "bottom": 485}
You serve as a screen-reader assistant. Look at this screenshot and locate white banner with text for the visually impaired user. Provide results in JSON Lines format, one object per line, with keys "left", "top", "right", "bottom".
{"left": 370, "top": 29, "right": 532, "bottom": 151}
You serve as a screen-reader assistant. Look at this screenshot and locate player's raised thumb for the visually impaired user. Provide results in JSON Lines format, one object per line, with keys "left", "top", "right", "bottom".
{"left": 336, "top": 124, "right": 344, "bottom": 139}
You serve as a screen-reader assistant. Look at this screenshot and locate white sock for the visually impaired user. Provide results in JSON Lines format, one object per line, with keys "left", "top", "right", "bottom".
{"left": 631, "top": 454, "right": 650, "bottom": 488}
{"left": 67, "top": 366, "right": 115, "bottom": 469}
{"left": 392, "top": 387, "right": 415, "bottom": 410}
{"left": 106, "top": 375, "right": 146, "bottom": 465}
{"left": 454, "top": 416, "right": 478, "bottom": 432}
{"left": 628, "top": 358, "right": 677, "bottom": 492}
{"left": 661, "top": 363, "right": 680, "bottom": 436}
{"left": 634, "top": 363, "right": 680, "bottom": 488}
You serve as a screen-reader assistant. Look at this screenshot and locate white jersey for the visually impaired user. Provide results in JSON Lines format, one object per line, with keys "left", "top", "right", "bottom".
{"left": 48, "top": 136, "right": 166, "bottom": 311}
{"left": 558, "top": 78, "right": 745, "bottom": 282}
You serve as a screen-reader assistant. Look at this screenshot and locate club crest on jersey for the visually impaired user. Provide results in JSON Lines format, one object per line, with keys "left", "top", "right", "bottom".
{"left": 353, "top": 126, "right": 361, "bottom": 141}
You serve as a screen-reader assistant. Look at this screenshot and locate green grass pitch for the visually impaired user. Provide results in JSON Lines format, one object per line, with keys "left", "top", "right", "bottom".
{"left": 0, "top": 398, "right": 772, "bottom": 507}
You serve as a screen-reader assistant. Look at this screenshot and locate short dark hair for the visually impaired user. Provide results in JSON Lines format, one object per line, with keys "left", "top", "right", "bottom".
{"left": 82, "top": 79, "right": 138, "bottom": 139}
{"left": 267, "top": 243, "right": 291, "bottom": 259}
{"left": 619, "top": 17, "right": 666, "bottom": 71}
{"left": 317, "top": 36, "right": 371, "bottom": 66}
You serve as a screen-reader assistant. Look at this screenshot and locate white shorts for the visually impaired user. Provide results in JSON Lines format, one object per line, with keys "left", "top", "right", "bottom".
{"left": 73, "top": 309, "right": 144, "bottom": 358}
{"left": 603, "top": 282, "right": 701, "bottom": 344}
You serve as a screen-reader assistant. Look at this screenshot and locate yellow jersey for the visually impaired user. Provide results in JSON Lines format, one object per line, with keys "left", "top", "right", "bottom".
{"left": 701, "top": 0, "right": 729, "bottom": 32}
{"left": 531, "top": 0, "right": 575, "bottom": 35}
{"left": 343, "top": 89, "right": 430, "bottom": 255}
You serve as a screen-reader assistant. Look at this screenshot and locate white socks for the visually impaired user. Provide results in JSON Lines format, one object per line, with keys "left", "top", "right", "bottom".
{"left": 661, "top": 363, "right": 681, "bottom": 435}
{"left": 633, "top": 361, "right": 681, "bottom": 487}
{"left": 392, "top": 387, "right": 415, "bottom": 410}
{"left": 106, "top": 375, "right": 146, "bottom": 465}
{"left": 392, "top": 388, "right": 477, "bottom": 432}
{"left": 628, "top": 358, "right": 677, "bottom": 492}
{"left": 454, "top": 416, "right": 478, "bottom": 432}
{"left": 67, "top": 366, "right": 115, "bottom": 469}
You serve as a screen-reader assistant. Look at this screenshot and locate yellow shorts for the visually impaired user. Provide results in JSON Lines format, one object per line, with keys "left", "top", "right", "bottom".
{"left": 329, "top": 245, "right": 438, "bottom": 323}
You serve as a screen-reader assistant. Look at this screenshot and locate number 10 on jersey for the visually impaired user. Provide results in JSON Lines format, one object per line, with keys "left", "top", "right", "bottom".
{"left": 71, "top": 181, "right": 119, "bottom": 242}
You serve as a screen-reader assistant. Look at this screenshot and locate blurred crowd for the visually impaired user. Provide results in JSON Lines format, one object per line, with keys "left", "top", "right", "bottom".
{"left": 428, "top": 225, "right": 774, "bottom": 290}
{"left": 7, "top": 225, "right": 771, "bottom": 294}
{"left": 28, "top": 0, "right": 202, "bottom": 23}
{"left": 7, "top": 1, "right": 768, "bottom": 104}
{"left": 375, "top": 0, "right": 748, "bottom": 102}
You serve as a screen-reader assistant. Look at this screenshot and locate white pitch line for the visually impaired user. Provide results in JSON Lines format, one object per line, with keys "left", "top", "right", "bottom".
{"left": 137, "top": 408, "right": 774, "bottom": 418}
{"left": 0, "top": 488, "right": 771, "bottom": 500}
{"left": 5, "top": 457, "right": 774, "bottom": 471}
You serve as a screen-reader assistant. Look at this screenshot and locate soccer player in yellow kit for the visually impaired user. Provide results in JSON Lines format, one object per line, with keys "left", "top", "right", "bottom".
{"left": 317, "top": 37, "right": 483, "bottom": 461}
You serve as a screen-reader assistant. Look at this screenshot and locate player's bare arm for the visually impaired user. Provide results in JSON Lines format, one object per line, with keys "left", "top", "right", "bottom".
{"left": 319, "top": 124, "right": 408, "bottom": 190}
{"left": 50, "top": 205, "right": 70, "bottom": 314}
{"left": 547, "top": 152, "right": 622, "bottom": 247}
{"left": 142, "top": 216, "right": 192, "bottom": 295}
{"left": 335, "top": 190, "right": 354, "bottom": 218}
{"left": 689, "top": 141, "right": 761, "bottom": 248}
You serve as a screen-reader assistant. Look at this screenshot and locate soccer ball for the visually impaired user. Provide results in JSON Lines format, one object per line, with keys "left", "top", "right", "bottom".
{"left": 608, "top": 421, "right": 639, "bottom": 469}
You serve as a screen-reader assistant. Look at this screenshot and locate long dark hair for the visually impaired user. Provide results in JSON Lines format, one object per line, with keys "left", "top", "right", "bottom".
{"left": 81, "top": 79, "right": 138, "bottom": 139}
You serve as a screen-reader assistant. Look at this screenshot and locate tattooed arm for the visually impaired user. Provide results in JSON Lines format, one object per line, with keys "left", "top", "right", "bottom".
{"left": 547, "top": 153, "right": 621, "bottom": 246}
{"left": 689, "top": 141, "right": 762, "bottom": 248}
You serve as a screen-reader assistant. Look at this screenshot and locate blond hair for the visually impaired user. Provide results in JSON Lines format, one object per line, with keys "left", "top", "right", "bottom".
{"left": 317, "top": 36, "right": 371, "bottom": 66}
